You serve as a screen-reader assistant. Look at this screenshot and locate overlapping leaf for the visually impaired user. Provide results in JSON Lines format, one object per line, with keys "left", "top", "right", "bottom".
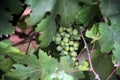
{"left": 100, "top": 0, "right": 120, "bottom": 16}
{"left": 112, "top": 42, "right": 120, "bottom": 64}
{"left": 90, "top": 54, "right": 114, "bottom": 80}
{"left": 56, "top": 0, "right": 80, "bottom": 27}
{"left": 35, "top": 16, "right": 57, "bottom": 48}
{"left": 0, "top": 8, "right": 14, "bottom": 36}
{"left": 0, "top": 0, "right": 23, "bottom": 36}
{"left": 75, "top": 5, "right": 98, "bottom": 26}
{"left": 25, "top": 0, "right": 57, "bottom": 26}
{"left": 86, "top": 23, "right": 99, "bottom": 43}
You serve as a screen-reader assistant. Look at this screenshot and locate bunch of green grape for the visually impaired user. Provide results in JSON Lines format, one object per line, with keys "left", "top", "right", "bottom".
{"left": 52, "top": 26, "right": 81, "bottom": 60}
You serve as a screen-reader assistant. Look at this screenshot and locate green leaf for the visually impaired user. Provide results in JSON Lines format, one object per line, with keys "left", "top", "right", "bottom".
{"left": 100, "top": 0, "right": 120, "bottom": 16}
{"left": 0, "top": 0, "right": 23, "bottom": 36}
{"left": 0, "top": 7, "right": 14, "bottom": 36}
{"left": 112, "top": 42, "right": 120, "bottom": 64}
{"left": 37, "top": 16, "right": 57, "bottom": 48}
{"left": 86, "top": 23, "right": 99, "bottom": 43}
{"left": 25, "top": 0, "right": 57, "bottom": 26}
{"left": 76, "top": 0, "right": 97, "bottom": 4}
{"left": 57, "top": 57, "right": 85, "bottom": 80}
{"left": 1, "top": 0, "right": 23, "bottom": 14}
{"left": 0, "top": 55, "right": 14, "bottom": 72}
{"left": 90, "top": 55, "right": 114, "bottom": 80}
{"left": 56, "top": 0, "right": 80, "bottom": 27}
{"left": 6, "top": 49, "right": 58, "bottom": 80}
{"left": 98, "top": 23, "right": 113, "bottom": 53}
{"left": 75, "top": 5, "right": 98, "bottom": 26}
{"left": 6, "top": 64, "right": 43, "bottom": 80}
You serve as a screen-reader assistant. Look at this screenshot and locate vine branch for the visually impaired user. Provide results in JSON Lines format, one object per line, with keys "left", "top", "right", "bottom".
{"left": 80, "top": 30, "right": 101, "bottom": 80}
{"left": 106, "top": 64, "right": 120, "bottom": 80}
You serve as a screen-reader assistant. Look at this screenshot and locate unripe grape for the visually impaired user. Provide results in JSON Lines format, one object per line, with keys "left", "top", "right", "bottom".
{"left": 73, "top": 42, "right": 79, "bottom": 48}
{"left": 75, "top": 62, "right": 79, "bottom": 66}
{"left": 57, "top": 46, "right": 63, "bottom": 51}
{"left": 65, "top": 46, "right": 69, "bottom": 51}
{"left": 65, "top": 43, "right": 69, "bottom": 46}
{"left": 69, "top": 41, "right": 74, "bottom": 45}
{"left": 66, "top": 27, "right": 73, "bottom": 33}
{"left": 73, "top": 29, "right": 78, "bottom": 36}
{"left": 56, "top": 33, "right": 61, "bottom": 37}
{"left": 72, "top": 57, "right": 76, "bottom": 61}
{"left": 59, "top": 27, "right": 64, "bottom": 32}
{"left": 74, "top": 47, "right": 78, "bottom": 50}
{"left": 63, "top": 38, "right": 69, "bottom": 43}
{"left": 60, "top": 32, "right": 66, "bottom": 36}
{"left": 70, "top": 51, "right": 77, "bottom": 57}
{"left": 55, "top": 37, "right": 61, "bottom": 42}
{"left": 65, "top": 34, "right": 70, "bottom": 38}
{"left": 61, "top": 50, "right": 68, "bottom": 55}
{"left": 61, "top": 41, "right": 65, "bottom": 46}
{"left": 74, "top": 36, "right": 81, "bottom": 40}
{"left": 70, "top": 47, "right": 74, "bottom": 52}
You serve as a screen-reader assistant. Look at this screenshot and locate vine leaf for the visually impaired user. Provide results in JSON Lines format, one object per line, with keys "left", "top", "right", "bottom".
{"left": 56, "top": 0, "right": 80, "bottom": 27}
{"left": 100, "top": 0, "right": 120, "bottom": 16}
{"left": 6, "top": 64, "right": 43, "bottom": 80}
{"left": 90, "top": 54, "right": 114, "bottom": 80}
{"left": 1, "top": 0, "right": 23, "bottom": 14}
{"left": 0, "top": 55, "right": 14, "bottom": 72}
{"left": 25, "top": 0, "right": 57, "bottom": 26}
{"left": 58, "top": 57, "right": 85, "bottom": 80}
{"left": 75, "top": 5, "right": 98, "bottom": 26}
{"left": 0, "top": 0, "right": 23, "bottom": 36}
{"left": 49, "top": 71, "right": 74, "bottom": 80}
{"left": 86, "top": 23, "right": 99, "bottom": 43}
{"left": 0, "top": 8, "right": 14, "bottom": 36}
{"left": 112, "top": 42, "right": 120, "bottom": 64}
{"left": 6, "top": 50, "right": 58, "bottom": 80}
{"left": 35, "top": 16, "right": 57, "bottom": 48}
{"left": 98, "top": 23, "right": 113, "bottom": 53}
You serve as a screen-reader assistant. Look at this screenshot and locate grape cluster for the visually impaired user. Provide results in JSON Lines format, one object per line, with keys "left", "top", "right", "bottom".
{"left": 52, "top": 26, "right": 81, "bottom": 59}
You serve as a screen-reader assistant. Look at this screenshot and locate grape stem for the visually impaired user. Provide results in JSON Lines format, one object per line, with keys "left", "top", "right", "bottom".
{"left": 80, "top": 30, "right": 101, "bottom": 80}
{"left": 106, "top": 64, "right": 120, "bottom": 80}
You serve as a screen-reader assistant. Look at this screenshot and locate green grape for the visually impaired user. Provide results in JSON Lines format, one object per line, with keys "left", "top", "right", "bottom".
{"left": 55, "top": 36, "right": 61, "bottom": 42}
{"left": 72, "top": 57, "right": 76, "bottom": 61}
{"left": 73, "top": 42, "right": 79, "bottom": 48}
{"left": 74, "top": 35, "right": 81, "bottom": 40}
{"left": 70, "top": 51, "right": 77, "bottom": 57}
{"left": 69, "top": 41, "right": 74, "bottom": 45}
{"left": 78, "top": 65, "right": 89, "bottom": 71}
{"left": 63, "top": 27, "right": 67, "bottom": 30}
{"left": 59, "top": 27, "right": 64, "bottom": 32}
{"left": 66, "top": 27, "right": 73, "bottom": 33}
{"left": 75, "top": 62, "right": 79, "bottom": 66}
{"left": 65, "top": 33, "right": 70, "bottom": 38}
{"left": 74, "top": 47, "right": 78, "bottom": 50}
{"left": 61, "top": 41, "right": 65, "bottom": 46}
{"left": 60, "top": 32, "right": 66, "bottom": 36}
{"left": 56, "top": 33, "right": 61, "bottom": 37}
{"left": 73, "top": 29, "right": 78, "bottom": 36}
{"left": 69, "top": 47, "right": 74, "bottom": 52}
{"left": 63, "top": 38, "right": 69, "bottom": 43}
{"left": 65, "top": 43, "right": 69, "bottom": 46}
{"left": 65, "top": 46, "right": 69, "bottom": 51}
{"left": 61, "top": 50, "right": 68, "bottom": 55}
{"left": 57, "top": 46, "right": 63, "bottom": 51}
